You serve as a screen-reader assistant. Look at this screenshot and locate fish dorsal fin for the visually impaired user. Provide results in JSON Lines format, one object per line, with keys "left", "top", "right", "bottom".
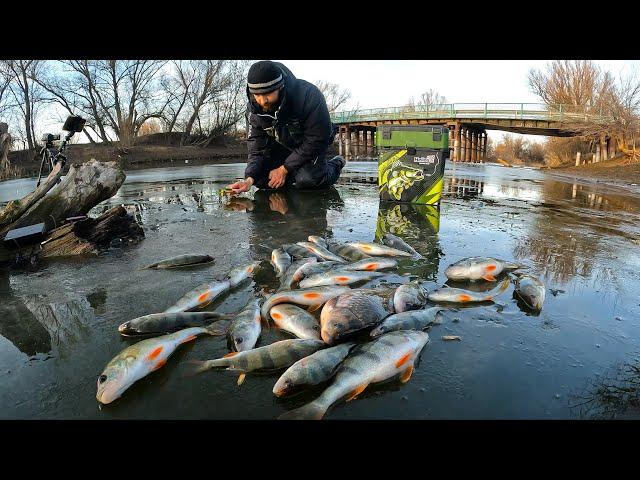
{"left": 224, "top": 352, "right": 239, "bottom": 358}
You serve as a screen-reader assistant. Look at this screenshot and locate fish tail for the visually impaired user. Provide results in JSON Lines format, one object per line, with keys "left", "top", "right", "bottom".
{"left": 486, "top": 278, "right": 510, "bottom": 300}
{"left": 183, "top": 360, "right": 218, "bottom": 376}
{"left": 278, "top": 400, "right": 327, "bottom": 421}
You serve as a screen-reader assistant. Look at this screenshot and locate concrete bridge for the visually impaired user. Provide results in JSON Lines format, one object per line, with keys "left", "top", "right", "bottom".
{"left": 330, "top": 103, "right": 614, "bottom": 163}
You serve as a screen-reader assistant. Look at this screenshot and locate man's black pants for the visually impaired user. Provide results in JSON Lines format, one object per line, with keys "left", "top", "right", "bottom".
{"left": 252, "top": 144, "right": 344, "bottom": 190}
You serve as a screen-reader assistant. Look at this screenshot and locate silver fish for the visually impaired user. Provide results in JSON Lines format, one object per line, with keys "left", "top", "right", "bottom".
{"left": 382, "top": 233, "right": 422, "bottom": 258}
{"left": 228, "top": 298, "right": 262, "bottom": 352}
{"left": 444, "top": 257, "right": 522, "bottom": 282}
{"left": 513, "top": 274, "right": 546, "bottom": 311}
{"left": 308, "top": 235, "right": 328, "bottom": 248}
{"left": 296, "top": 242, "right": 346, "bottom": 263}
{"left": 144, "top": 254, "right": 215, "bottom": 269}
{"left": 279, "top": 257, "right": 318, "bottom": 290}
{"left": 342, "top": 257, "right": 398, "bottom": 272}
{"left": 279, "top": 330, "right": 430, "bottom": 420}
{"left": 271, "top": 248, "right": 292, "bottom": 277}
{"left": 428, "top": 278, "right": 510, "bottom": 304}
{"left": 299, "top": 269, "right": 384, "bottom": 288}
{"left": 97, "top": 326, "right": 218, "bottom": 404}
{"left": 393, "top": 281, "right": 428, "bottom": 312}
{"left": 261, "top": 286, "right": 351, "bottom": 322}
{"left": 118, "top": 312, "right": 232, "bottom": 337}
{"left": 282, "top": 243, "right": 322, "bottom": 259}
{"left": 164, "top": 262, "right": 259, "bottom": 313}
{"left": 346, "top": 241, "right": 413, "bottom": 257}
{"left": 188, "top": 339, "right": 326, "bottom": 383}
{"left": 273, "top": 342, "right": 356, "bottom": 397}
{"left": 327, "top": 243, "right": 371, "bottom": 261}
{"left": 370, "top": 307, "right": 445, "bottom": 337}
{"left": 269, "top": 304, "right": 321, "bottom": 340}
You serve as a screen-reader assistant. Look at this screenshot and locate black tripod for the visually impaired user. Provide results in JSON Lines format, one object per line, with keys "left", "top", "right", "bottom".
{"left": 35, "top": 115, "right": 86, "bottom": 188}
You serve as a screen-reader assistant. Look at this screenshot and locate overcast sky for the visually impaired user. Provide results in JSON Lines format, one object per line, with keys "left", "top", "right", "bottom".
{"left": 276, "top": 60, "right": 640, "bottom": 143}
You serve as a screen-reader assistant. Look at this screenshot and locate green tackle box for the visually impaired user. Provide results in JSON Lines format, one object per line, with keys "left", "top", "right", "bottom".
{"left": 376, "top": 125, "right": 448, "bottom": 205}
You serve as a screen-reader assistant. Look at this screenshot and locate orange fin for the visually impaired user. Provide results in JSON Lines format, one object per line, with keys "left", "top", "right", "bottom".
{"left": 395, "top": 352, "right": 412, "bottom": 368}
{"left": 146, "top": 346, "right": 164, "bottom": 361}
{"left": 364, "top": 264, "right": 378, "bottom": 271}
{"left": 458, "top": 294, "right": 472, "bottom": 302}
{"left": 486, "top": 264, "right": 497, "bottom": 272}
{"left": 335, "top": 276, "right": 350, "bottom": 282}
{"left": 224, "top": 352, "right": 239, "bottom": 358}
{"left": 237, "top": 373, "right": 246, "bottom": 386}
{"left": 303, "top": 292, "right": 321, "bottom": 299}
{"left": 482, "top": 274, "right": 496, "bottom": 282}
{"left": 153, "top": 359, "right": 167, "bottom": 371}
{"left": 400, "top": 365, "right": 414, "bottom": 384}
{"left": 180, "top": 335, "right": 198, "bottom": 344}
{"left": 346, "top": 384, "right": 368, "bottom": 402}
{"left": 308, "top": 303, "right": 322, "bottom": 313}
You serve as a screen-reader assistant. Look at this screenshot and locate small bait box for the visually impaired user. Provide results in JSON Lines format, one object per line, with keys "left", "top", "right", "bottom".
{"left": 376, "top": 125, "right": 449, "bottom": 205}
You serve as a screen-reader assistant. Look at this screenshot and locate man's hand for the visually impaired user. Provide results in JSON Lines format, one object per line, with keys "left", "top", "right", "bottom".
{"left": 228, "top": 177, "right": 254, "bottom": 194}
{"left": 268, "top": 165, "right": 288, "bottom": 189}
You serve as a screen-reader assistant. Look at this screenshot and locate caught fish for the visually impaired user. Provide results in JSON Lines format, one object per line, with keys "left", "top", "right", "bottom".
{"left": 328, "top": 243, "right": 371, "bottom": 261}
{"left": 444, "top": 257, "right": 522, "bottom": 282}
{"left": 382, "top": 233, "right": 422, "bottom": 258}
{"left": 282, "top": 243, "right": 322, "bottom": 260}
{"left": 393, "top": 281, "right": 428, "bottom": 313}
{"left": 118, "top": 312, "right": 232, "bottom": 337}
{"left": 188, "top": 339, "right": 326, "bottom": 385}
{"left": 308, "top": 235, "right": 328, "bottom": 248}
{"left": 273, "top": 343, "right": 356, "bottom": 397}
{"left": 342, "top": 258, "right": 398, "bottom": 272}
{"left": 270, "top": 304, "right": 321, "bottom": 340}
{"left": 346, "top": 241, "right": 413, "bottom": 257}
{"left": 299, "top": 270, "right": 384, "bottom": 288}
{"left": 228, "top": 298, "right": 262, "bottom": 352}
{"left": 513, "top": 273, "right": 546, "bottom": 311}
{"left": 320, "top": 288, "right": 395, "bottom": 344}
{"left": 370, "top": 307, "right": 445, "bottom": 337}
{"left": 279, "top": 257, "right": 318, "bottom": 290}
{"left": 261, "top": 286, "right": 351, "bottom": 322}
{"left": 271, "top": 248, "right": 292, "bottom": 277}
{"left": 427, "top": 278, "right": 510, "bottom": 304}
{"left": 164, "top": 262, "right": 259, "bottom": 313}
{"left": 97, "top": 326, "right": 220, "bottom": 404}
{"left": 295, "top": 261, "right": 341, "bottom": 279}
{"left": 279, "top": 330, "right": 430, "bottom": 420}
{"left": 144, "top": 254, "right": 215, "bottom": 269}
{"left": 296, "top": 242, "right": 346, "bottom": 263}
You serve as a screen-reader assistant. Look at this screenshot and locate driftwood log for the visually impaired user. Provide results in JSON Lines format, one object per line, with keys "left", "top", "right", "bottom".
{"left": 39, "top": 205, "right": 145, "bottom": 257}
{"left": 0, "top": 159, "right": 142, "bottom": 264}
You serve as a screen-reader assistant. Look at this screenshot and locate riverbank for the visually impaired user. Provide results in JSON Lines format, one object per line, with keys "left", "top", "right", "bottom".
{"left": 547, "top": 156, "right": 640, "bottom": 193}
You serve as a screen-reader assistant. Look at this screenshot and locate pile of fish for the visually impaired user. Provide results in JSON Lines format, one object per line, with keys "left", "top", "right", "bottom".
{"left": 96, "top": 235, "right": 546, "bottom": 419}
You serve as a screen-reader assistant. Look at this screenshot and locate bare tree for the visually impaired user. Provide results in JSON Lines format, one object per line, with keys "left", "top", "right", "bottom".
{"left": 4, "top": 60, "right": 46, "bottom": 150}
{"left": 0, "top": 62, "right": 14, "bottom": 118}
{"left": 315, "top": 80, "right": 351, "bottom": 113}
{"left": 417, "top": 88, "right": 448, "bottom": 110}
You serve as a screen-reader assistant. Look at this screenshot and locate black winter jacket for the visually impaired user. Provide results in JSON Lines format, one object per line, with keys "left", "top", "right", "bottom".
{"left": 245, "top": 63, "right": 336, "bottom": 180}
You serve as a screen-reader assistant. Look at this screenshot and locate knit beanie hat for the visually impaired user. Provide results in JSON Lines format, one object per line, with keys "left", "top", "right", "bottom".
{"left": 247, "top": 61, "right": 284, "bottom": 94}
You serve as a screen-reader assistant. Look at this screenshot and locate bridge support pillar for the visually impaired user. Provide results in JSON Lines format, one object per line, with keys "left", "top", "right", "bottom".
{"left": 454, "top": 124, "right": 461, "bottom": 162}
{"left": 600, "top": 134, "right": 608, "bottom": 162}
{"left": 471, "top": 130, "right": 477, "bottom": 163}
{"left": 594, "top": 142, "right": 601, "bottom": 163}
{"left": 345, "top": 126, "right": 351, "bottom": 160}
{"left": 464, "top": 128, "right": 471, "bottom": 162}
{"left": 448, "top": 127, "right": 454, "bottom": 160}
{"left": 460, "top": 127, "right": 465, "bottom": 162}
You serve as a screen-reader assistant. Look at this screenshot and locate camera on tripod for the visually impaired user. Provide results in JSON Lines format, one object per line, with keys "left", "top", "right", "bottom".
{"left": 36, "top": 115, "right": 86, "bottom": 187}
{"left": 41, "top": 133, "right": 61, "bottom": 148}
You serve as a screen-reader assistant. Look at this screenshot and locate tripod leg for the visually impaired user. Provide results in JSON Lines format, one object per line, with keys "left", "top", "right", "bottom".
{"left": 36, "top": 151, "right": 47, "bottom": 187}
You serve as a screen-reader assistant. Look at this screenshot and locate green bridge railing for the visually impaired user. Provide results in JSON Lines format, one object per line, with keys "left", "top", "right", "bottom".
{"left": 330, "top": 103, "right": 606, "bottom": 124}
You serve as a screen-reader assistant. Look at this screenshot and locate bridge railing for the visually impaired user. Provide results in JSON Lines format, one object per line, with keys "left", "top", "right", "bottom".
{"left": 330, "top": 103, "right": 605, "bottom": 124}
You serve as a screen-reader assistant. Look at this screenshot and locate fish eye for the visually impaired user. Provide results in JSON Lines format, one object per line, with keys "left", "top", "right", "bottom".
{"left": 236, "top": 337, "right": 243, "bottom": 344}
{"left": 312, "top": 325, "right": 319, "bottom": 331}
{"left": 99, "top": 375, "right": 107, "bottom": 383}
